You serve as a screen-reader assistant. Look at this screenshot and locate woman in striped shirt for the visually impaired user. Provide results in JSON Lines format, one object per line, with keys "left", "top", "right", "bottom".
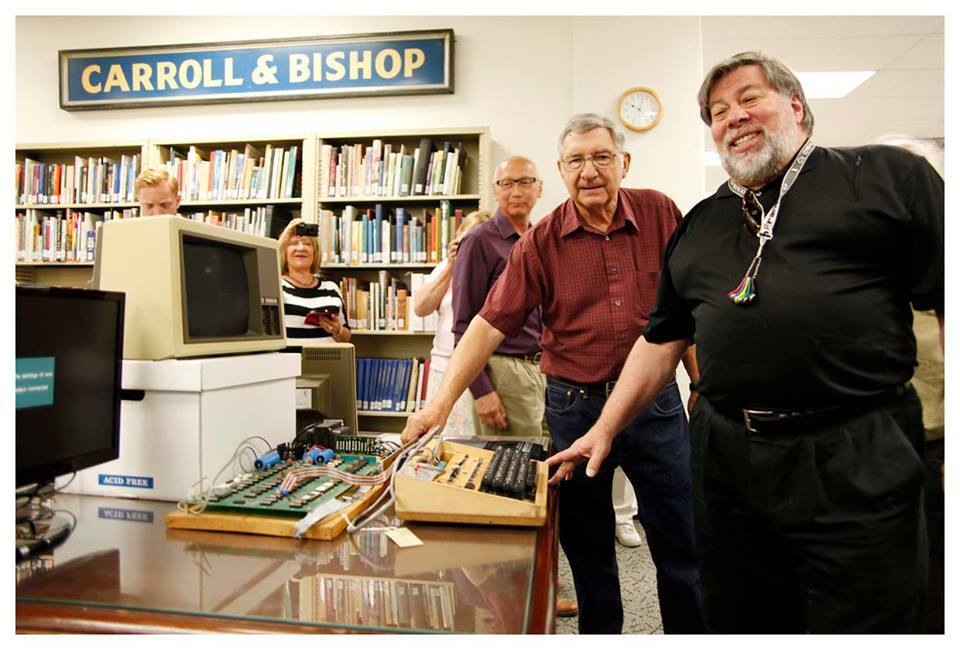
{"left": 278, "top": 219, "right": 351, "bottom": 347}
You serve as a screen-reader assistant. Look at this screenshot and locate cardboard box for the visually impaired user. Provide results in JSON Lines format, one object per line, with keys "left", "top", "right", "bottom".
{"left": 67, "top": 352, "right": 301, "bottom": 502}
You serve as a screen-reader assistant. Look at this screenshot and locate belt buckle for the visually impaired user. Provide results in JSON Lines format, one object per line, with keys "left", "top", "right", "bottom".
{"left": 742, "top": 409, "right": 757, "bottom": 433}
{"left": 605, "top": 381, "right": 616, "bottom": 398}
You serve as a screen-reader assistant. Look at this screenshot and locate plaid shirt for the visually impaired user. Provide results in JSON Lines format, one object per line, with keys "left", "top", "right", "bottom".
{"left": 480, "top": 188, "right": 681, "bottom": 383}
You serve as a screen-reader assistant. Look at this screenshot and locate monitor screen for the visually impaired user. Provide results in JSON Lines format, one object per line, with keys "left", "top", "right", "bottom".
{"left": 16, "top": 286, "right": 124, "bottom": 487}
{"left": 93, "top": 216, "right": 285, "bottom": 360}
{"left": 299, "top": 343, "right": 359, "bottom": 438}
{"left": 182, "top": 235, "right": 250, "bottom": 339}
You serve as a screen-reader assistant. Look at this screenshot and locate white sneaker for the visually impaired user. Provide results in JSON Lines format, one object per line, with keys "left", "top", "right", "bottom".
{"left": 615, "top": 522, "right": 643, "bottom": 547}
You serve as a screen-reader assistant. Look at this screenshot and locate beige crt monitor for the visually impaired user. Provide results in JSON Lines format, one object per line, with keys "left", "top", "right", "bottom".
{"left": 94, "top": 215, "right": 286, "bottom": 360}
{"left": 299, "top": 342, "right": 359, "bottom": 437}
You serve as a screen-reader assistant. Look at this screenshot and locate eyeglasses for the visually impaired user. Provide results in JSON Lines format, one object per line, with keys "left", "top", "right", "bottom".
{"left": 561, "top": 151, "right": 619, "bottom": 171}
{"left": 494, "top": 177, "right": 539, "bottom": 190}
{"left": 740, "top": 190, "right": 763, "bottom": 234}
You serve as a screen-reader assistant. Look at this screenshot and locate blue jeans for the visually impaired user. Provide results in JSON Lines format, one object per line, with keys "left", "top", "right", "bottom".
{"left": 545, "top": 378, "right": 704, "bottom": 633}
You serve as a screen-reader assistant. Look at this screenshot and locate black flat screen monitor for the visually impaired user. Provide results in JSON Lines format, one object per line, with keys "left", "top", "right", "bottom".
{"left": 16, "top": 286, "right": 124, "bottom": 487}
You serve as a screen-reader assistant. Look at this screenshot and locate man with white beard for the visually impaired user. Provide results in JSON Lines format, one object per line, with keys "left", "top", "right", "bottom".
{"left": 545, "top": 51, "right": 944, "bottom": 633}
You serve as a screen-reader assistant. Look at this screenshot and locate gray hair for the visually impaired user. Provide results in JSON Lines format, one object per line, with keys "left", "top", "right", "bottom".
{"left": 557, "top": 113, "right": 626, "bottom": 156}
{"left": 698, "top": 51, "right": 815, "bottom": 134}
{"left": 875, "top": 134, "right": 944, "bottom": 177}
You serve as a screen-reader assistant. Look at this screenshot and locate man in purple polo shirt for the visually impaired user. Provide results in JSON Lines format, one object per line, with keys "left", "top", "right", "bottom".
{"left": 451, "top": 156, "right": 545, "bottom": 436}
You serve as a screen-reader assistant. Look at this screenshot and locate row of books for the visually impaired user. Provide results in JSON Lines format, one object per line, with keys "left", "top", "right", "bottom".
{"left": 164, "top": 142, "right": 299, "bottom": 202}
{"left": 181, "top": 205, "right": 294, "bottom": 239}
{"left": 319, "top": 137, "right": 466, "bottom": 198}
{"left": 298, "top": 574, "right": 455, "bottom": 630}
{"left": 357, "top": 357, "right": 430, "bottom": 413}
{"left": 16, "top": 207, "right": 139, "bottom": 263}
{"left": 313, "top": 202, "right": 465, "bottom": 265}
{"left": 339, "top": 272, "right": 439, "bottom": 332}
{"left": 16, "top": 154, "right": 141, "bottom": 205}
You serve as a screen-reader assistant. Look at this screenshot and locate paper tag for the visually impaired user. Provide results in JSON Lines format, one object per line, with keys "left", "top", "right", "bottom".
{"left": 295, "top": 388, "right": 313, "bottom": 410}
{"left": 385, "top": 527, "right": 423, "bottom": 548}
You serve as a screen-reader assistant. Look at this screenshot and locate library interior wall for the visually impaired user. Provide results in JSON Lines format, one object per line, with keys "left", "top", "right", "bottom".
{"left": 15, "top": 14, "right": 702, "bottom": 399}
{"left": 16, "top": 15, "right": 706, "bottom": 213}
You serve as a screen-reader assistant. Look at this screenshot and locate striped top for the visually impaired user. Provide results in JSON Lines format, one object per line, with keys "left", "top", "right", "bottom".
{"left": 281, "top": 277, "right": 348, "bottom": 347}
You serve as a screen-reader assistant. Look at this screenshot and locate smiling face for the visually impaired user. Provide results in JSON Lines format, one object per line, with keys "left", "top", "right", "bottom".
{"left": 557, "top": 127, "right": 630, "bottom": 219}
{"left": 708, "top": 64, "right": 807, "bottom": 188}
{"left": 285, "top": 235, "right": 316, "bottom": 274}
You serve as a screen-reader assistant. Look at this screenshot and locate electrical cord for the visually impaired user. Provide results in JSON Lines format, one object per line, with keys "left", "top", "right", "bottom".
{"left": 342, "top": 425, "right": 442, "bottom": 534}
{"left": 16, "top": 508, "right": 77, "bottom": 563}
{"left": 176, "top": 436, "right": 273, "bottom": 515}
{"left": 54, "top": 472, "right": 77, "bottom": 492}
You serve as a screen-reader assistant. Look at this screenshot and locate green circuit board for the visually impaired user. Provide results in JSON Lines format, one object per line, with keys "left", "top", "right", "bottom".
{"left": 200, "top": 453, "right": 381, "bottom": 517}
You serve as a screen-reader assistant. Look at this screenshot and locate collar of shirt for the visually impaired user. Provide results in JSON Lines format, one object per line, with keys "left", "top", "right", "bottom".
{"left": 558, "top": 188, "right": 639, "bottom": 238}
{"left": 492, "top": 209, "right": 526, "bottom": 240}
{"left": 715, "top": 142, "right": 821, "bottom": 200}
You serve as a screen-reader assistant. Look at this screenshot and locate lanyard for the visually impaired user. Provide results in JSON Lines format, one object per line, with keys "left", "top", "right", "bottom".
{"left": 725, "top": 139, "right": 816, "bottom": 304}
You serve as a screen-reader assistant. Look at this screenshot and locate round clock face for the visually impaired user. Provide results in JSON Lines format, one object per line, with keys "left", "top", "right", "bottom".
{"left": 619, "top": 87, "right": 663, "bottom": 132}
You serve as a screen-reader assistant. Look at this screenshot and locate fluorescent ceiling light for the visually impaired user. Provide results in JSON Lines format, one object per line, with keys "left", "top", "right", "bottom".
{"left": 795, "top": 70, "right": 876, "bottom": 99}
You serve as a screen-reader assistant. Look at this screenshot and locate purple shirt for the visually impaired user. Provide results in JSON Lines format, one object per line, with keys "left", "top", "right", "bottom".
{"left": 453, "top": 210, "right": 543, "bottom": 398}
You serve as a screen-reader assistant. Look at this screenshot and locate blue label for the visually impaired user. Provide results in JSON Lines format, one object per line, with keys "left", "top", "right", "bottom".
{"left": 15, "top": 357, "right": 55, "bottom": 409}
{"left": 98, "top": 474, "right": 154, "bottom": 489}
{"left": 62, "top": 31, "right": 452, "bottom": 108}
{"left": 98, "top": 507, "right": 155, "bottom": 524}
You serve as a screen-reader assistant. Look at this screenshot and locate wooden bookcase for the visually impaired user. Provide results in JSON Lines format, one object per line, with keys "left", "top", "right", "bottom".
{"left": 146, "top": 134, "right": 315, "bottom": 229}
{"left": 13, "top": 135, "right": 314, "bottom": 285}
{"left": 314, "top": 127, "right": 490, "bottom": 433}
{"left": 14, "top": 128, "right": 490, "bottom": 435}
{"left": 15, "top": 140, "right": 149, "bottom": 287}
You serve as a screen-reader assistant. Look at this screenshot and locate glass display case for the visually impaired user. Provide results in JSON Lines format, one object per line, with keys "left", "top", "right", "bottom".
{"left": 16, "top": 490, "right": 557, "bottom": 633}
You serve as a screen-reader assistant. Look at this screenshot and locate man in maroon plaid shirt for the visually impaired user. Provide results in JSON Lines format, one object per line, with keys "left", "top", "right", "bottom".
{"left": 403, "top": 113, "right": 703, "bottom": 634}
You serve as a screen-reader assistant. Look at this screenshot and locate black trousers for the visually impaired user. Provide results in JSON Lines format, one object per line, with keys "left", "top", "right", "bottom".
{"left": 691, "top": 388, "right": 928, "bottom": 633}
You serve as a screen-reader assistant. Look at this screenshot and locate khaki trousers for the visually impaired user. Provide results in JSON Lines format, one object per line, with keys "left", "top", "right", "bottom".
{"left": 474, "top": 354, "right": 546, "bottom": 437}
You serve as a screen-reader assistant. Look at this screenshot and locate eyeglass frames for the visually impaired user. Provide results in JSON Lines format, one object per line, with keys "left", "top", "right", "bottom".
{"left": 494, "top": 177, "right": 539, "bottom": 190}
{"left": 560, "top": 151, "right": 619, "bottom": 172}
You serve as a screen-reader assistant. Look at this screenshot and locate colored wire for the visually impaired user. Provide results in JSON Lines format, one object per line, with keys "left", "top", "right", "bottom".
{"left": 276, "top": 463, "right": 390, "bottom": 496}
{"left": 343, "top": 425, "right": 442, "bottom": 534}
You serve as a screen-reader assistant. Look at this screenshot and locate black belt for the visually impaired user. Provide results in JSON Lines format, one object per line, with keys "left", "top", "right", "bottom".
{"left": 547, "top": 375, "right": 618, "bottom": 397}
{"left": 713, "top": 386, "right": 908, "bottom": 434}
{"left": 496, "top": 351, "right": 542, "bottom": 364}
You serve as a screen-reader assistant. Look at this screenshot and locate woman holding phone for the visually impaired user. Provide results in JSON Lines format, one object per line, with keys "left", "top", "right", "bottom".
{"left": 278, "top": 218, "right": 351, "bottom": 346}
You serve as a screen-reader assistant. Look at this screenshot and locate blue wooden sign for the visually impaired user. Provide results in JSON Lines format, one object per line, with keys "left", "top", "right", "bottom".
{"left": 60, "top": 29, "right": 454, "bottom": 111}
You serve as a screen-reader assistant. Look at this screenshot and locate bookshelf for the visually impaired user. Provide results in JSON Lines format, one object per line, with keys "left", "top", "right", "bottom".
{"left": 14, "top": 135, "right": 314, "bottom": 285}
{"left": 148, "top": 134, "right": 315, "bottom": 236}
{"left": 15, "top": 140, "right": 148, "bottom": 287}
{"left": 314, "top": 127, "right": 490, "bottom": 433}
{"left": 14, "top": 128, "right": 490, "bottom": 434}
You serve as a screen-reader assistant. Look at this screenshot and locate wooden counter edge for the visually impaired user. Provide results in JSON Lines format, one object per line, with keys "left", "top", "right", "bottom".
{"left": 526, "top": 483, "right": 559, "bottom": 634}
{"left": 16, "top": 601, "right": 381, "bottom": 634}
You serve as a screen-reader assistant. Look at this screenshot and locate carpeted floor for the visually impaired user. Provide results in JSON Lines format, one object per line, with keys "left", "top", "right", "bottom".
{"left": 555, "top": 521, "right": 662, "bottom": 634}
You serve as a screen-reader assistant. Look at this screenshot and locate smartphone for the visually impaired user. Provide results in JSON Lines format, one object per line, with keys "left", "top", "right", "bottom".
{"left": 304, "top": 305, "right": 339, "bottom": 326}
{"left": 295, "top": 223, "right": 319, "bottom": 237}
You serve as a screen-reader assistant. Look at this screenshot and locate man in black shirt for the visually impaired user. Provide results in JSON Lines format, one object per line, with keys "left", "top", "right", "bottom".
{"left": 546, "top": 51, "right": 944, "bottom": 633}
